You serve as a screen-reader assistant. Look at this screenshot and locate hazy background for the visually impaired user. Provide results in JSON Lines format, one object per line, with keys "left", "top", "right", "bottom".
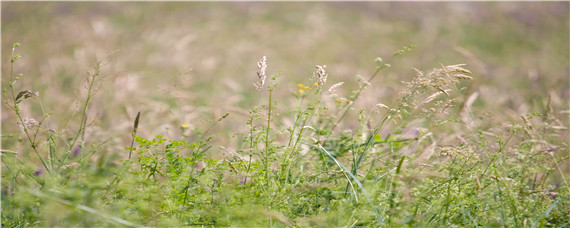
{"left": 2, "top": 2, "right": 568, "bottom": 153}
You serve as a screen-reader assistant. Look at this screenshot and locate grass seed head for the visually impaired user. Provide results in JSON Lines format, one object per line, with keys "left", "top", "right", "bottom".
{"left": 18, "top": 118, "right": 38, "bottom": 131}
{"left": 326, "top": 82, "right": 344, "bottom": 95}
{"left": 133, "top": 111, "right": 140, "bottom": 134}
{"left": 312, "top": 65, "right": 328, "bottom": 88}
{"left": 254, "top": 56, "right": 267, "bottom": 91}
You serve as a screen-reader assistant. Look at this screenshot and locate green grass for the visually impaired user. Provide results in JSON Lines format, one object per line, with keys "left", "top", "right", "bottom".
{"left": 2, "top": 2, "right": 569, "bottom": 227}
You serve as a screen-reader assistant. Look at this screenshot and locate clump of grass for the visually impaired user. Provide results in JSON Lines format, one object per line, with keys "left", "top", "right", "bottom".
{"left": 2, "top": 43, "right": 568, "bottom": 227}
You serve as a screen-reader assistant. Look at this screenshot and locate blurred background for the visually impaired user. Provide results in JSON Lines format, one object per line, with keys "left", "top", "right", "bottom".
{"left": 2, "top": 2, "right": 568, "bottom": 156}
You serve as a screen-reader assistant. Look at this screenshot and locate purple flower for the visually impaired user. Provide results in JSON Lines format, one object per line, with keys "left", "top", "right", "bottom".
{"left": 2, "top": 187, "right": 13, "bottom": 196}
{"left": 33, "top": 168, "right": 44, "bottom": 176}
{"left": 547, "top": 183, "right": 561, "bottom": 200}
{"left": 192, "top": 161, "right": 206, "bottom": 172}
{"left": 240, "top": 177, "right": 253, "bottom": 184}
{"left": 72, "top": 146, "right": 81, "bottom": 156}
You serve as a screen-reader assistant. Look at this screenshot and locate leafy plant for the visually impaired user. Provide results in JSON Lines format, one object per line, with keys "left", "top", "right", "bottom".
{"left": 2, "top": 42, "right": 568, "bottom": 227}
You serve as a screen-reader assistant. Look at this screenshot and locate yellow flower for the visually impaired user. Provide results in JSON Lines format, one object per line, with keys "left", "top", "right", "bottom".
{"left": 298, "top": 89, "right": 304, "bottom": 94}
{"left": 304, "top": 86, "right": 312, "bottom": 90}
{"left": 298, "top": 83, "right": 304, "bottom": 88}
{"left": 313, "top": 82, "right": 319, "bottom": 86}
{"left": 181, "top": 123, "right": 189, "bottom": 128}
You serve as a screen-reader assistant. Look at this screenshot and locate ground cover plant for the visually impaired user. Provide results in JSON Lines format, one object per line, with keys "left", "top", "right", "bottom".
{"left": 2, "top": 2, "right": 569, "bottom": 227}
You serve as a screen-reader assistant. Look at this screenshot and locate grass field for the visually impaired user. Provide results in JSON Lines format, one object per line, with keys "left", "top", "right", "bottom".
{"left": 2, "top": 2, "right": 569, "bottom": 227}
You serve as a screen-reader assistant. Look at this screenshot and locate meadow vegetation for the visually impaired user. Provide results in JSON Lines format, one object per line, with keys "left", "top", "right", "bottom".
{"left": 2, "top": 2, "right": 569, "bottom": 227}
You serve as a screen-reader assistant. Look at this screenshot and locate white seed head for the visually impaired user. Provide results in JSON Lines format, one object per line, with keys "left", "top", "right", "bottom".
{"left": 326, "top": 82, "right": 344, "bottom": 95}
{"left": 18, "top": 118, "right": 38, "bottom": 131}
{"left": 312, "top": 65, "right": 328, "bottom": 87}
{"left": 376, "top": 103, "right": 390, "bottom": 110}
{"left": 254, "top": 56, "right": 267, "bottom": 91}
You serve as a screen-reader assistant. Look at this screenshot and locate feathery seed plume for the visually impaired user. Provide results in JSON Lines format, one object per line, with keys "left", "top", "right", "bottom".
{"left": 326, "top": 82, "right": 344, "bottom": 95}
{"left": 254, "top": 56, "right": 267, "bottom": 91}
{"left": 312, "top": 65, "right": 328, "bottom": 87}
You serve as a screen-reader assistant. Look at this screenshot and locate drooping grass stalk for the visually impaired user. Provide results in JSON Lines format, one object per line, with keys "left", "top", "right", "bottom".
{"left": 128, "top": 111, "right": 140, "bottom": 160}
{"left": 343, "top": 64, "right": 473, "bottom": 207}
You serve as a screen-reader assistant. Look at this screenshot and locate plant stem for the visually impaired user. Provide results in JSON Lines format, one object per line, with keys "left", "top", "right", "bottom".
{"left": 128, "top": 112, "right": 140, "bottom": 160}
{"left": 70, "top": 62, "right": 101, "bottom": 150}
{"left": 7, "top": 45, "right": 50, "bottom": 173}
{"left": 326, "top": 63, "right": 388, "bottom": 141}
{"left": 265, "top": 88, "right": 273, "bottom": 184}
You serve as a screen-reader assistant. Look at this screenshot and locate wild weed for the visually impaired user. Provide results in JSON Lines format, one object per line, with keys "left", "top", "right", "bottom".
{"left": 1, "top": 42, "right": 568, "bottom": 227}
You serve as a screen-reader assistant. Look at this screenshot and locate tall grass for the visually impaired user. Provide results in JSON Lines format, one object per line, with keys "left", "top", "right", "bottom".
{"left": 2, "top": 42, "right": 568, "bottom": 227}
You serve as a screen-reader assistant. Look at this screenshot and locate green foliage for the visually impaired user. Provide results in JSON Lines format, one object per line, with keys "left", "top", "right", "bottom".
{"left": 2, "top": 39, "right": 568, "bottom": 227}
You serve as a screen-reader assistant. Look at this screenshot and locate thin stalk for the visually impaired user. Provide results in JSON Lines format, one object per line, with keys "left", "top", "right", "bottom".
{"left": 481, "top": 129, "right": 515, "bottom": 176}
{"left": 128, "top": 111, "right": 140, "bottom": 160}
{"left": 246, "top": 113, "right": 255, "bottom": 180}
{"left": 245, "top": 154, "right": 252, "bottom": 185}
{"left": 7, "top": 44, "right": 50, "bottom": 173}
{"left": 69, "top": 49, "right": 119, "bottom": 150}
{"left": 550, "top": 153, "right": 569, "bottom": 186}
{"left": 181, "top": 165, "right": 197, "bottom": 219}
{"left": 200, "top": 113, "right": 229, "bottom": 142}
{"left": 353, "top": 110, "right": 393, "bottom": 172}
{"left": 264, "top": 88, "right": 273, "bottom": 185}
{"left": 290, "top": 112, "right": 309, "bottom": 159}
{"left": 29, "top": 190, "right": 139, "bottom": 227}
{"left": 286, "top": 97, "right": 305, "bottom": 148}
{"left": 192, "top": 113, "right": 229, "bottom": 155}
{"left": 47, "top": 133, "right": 57, "bottom": 172}
{"left": 326, "top": 63, "right": 390, "bottom": 141}
{"left": 282, "top": 111, "right": 309, "bottom": 184}
{"left": 316, "top": 144, "right": 382, "bottom": 224}
{"left": 70, "top": 62, "right": 101, "bottom": 150}
{"left": 284, "top": 95, "right": 325, "bottom": 181}
{"left": 388, "top": 155, "right": 406, "bottom": 210}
